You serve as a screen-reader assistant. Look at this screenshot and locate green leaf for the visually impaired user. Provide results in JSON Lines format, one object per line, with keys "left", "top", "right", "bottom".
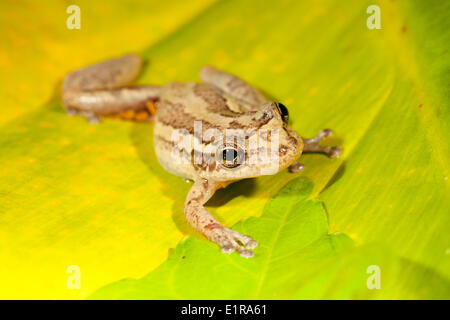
{"left": 0, "top": 0, "right": 218, "bottom": 299}
{"left": 91, "top": 178, "right": 450, "bottom": 299}
{"left": 1, "top": 0, "right": 449, "bottom": 299}
{"left": 90, "top": 178, "right": 350, "bottom": 299}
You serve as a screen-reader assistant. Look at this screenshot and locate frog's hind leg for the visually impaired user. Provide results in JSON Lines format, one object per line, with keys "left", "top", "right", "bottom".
{"left": 199, "top": 66, "right": 266, "bottom": 112}
{"left": 63, "top": 54, "right": 144, "bottom": 91}
{"left": 62, "top": 54, "right": 161, "bottom": 122}
{"left": 63, "top": 86, "right": 161, "bottom": 123}
{"left": 302, "top": 129, "right": 341, "bottom": 158}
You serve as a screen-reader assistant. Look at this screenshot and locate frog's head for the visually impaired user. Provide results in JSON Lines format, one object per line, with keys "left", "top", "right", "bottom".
{"left": 203, "top": 102, "right": 303, "bottom": 181}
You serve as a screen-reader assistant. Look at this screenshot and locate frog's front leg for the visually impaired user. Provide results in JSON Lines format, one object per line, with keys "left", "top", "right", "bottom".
{"left": 302, "top": 129, "right": 341, "bottom": 158}
{"left": 288, "top": 129, "right": 341, "bottom": 172}
{"left": 185, "top": 179, "right": 258, "bottom": 258}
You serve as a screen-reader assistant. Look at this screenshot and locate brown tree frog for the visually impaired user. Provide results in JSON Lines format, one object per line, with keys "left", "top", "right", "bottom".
{"left": 62, "top": 54, "right": 341, "bottom": 258}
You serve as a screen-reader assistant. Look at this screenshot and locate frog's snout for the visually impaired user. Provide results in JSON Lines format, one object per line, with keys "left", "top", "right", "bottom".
{"left": 278, "top": 126, "right": 303, "bottom": 167}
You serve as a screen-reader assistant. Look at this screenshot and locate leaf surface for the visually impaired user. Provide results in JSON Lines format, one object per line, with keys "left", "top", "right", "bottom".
{"left": 91, "top": 179, "right": 450, "bottom": 299}
{"left": 0, "top": 0, "right": 449, "bottom": 299}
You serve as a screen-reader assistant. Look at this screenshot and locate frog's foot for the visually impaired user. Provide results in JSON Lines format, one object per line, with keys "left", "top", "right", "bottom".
{"left": 207, "top": 226, "right": 258, "bottom": 258}
{"left": 66, "top": 107, "right": 101, "bottom": 124}
{"left": 302, "top": 129, "right": 341, "bottom": 158}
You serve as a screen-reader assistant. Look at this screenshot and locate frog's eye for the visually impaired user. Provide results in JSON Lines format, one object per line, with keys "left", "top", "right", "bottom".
{"left": 219, "top": 147, "right": 244, "bottom": 169}
{"left": 275, "top": 102, "right": 289, "bottom": 123}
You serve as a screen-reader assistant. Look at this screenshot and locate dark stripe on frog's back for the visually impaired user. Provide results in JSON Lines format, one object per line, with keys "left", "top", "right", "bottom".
{"left": 155, "top": 82, "right": 272, "bottom": 139}
{"left": 156, "top": 101, "right": 198, "bottom": 134}
{"left": 156, "top": 82, "right": 236, "bottom": 134}
{"left": 192, "top": 83, "right": 244, "bottom": 117}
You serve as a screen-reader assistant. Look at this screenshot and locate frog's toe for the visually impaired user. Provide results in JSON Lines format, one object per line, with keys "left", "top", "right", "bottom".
{"left": 245, "top": 240, "right": 258, "bottom": 249}
{"left": 329, "top": 146, "right": 341, "bottom": 158}
{"left": 215, "top": 228, "right": 257, "bottom": 258}
{"left": 87, "top": 114, "right": 100, "bottom": 123}
{"left": 66, "top": 107, "right": 78, "bottom": 116}
{"left": 77, "top": 111, "right": 102, "bottom": 124}
{"left": 289, "top": 161, "right": 305, "bottom": 173}
{"left": 230, "top": 230, "right": 258, "bottom": 249}
{"left": 64, "top": 107, "right": 101, "bottom": 124}
{"left": 320, "top": 129, "right": 333, "bottom": 138}
{"left": 221, "top": 245, "right": 236, "bottom": 254}
{"left": 238, "top": 249, "right": 255, "bottom": 258}
{"left": 221, "top": 245, "right": 254, "bottom": 258}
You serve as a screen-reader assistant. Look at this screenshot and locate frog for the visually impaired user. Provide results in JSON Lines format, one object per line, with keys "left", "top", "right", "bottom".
{"left": 62, "top": 54, "right": 341, "bottom": 258}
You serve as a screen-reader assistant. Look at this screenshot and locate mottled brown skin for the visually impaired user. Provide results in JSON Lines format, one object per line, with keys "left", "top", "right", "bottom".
{"left": 62, "top": 54, "right": 341, "bottom": 258}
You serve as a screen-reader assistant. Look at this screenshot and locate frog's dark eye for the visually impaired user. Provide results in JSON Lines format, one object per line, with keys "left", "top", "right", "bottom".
{"left": 219, "top": 147, "right": 244, "bottom": 169}
{"left": 275, "top": 102, "right": 289, "bottom": 123}
{"left": 222, "top": 148, "right": 237, "bottom": 162}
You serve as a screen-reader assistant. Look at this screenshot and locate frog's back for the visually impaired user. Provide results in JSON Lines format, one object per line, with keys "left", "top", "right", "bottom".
{"left": 153, "top": 82, "right": 240, "bottom": 180}
{"left": 158, "top": 82, "right": 241, "bottom": 123}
